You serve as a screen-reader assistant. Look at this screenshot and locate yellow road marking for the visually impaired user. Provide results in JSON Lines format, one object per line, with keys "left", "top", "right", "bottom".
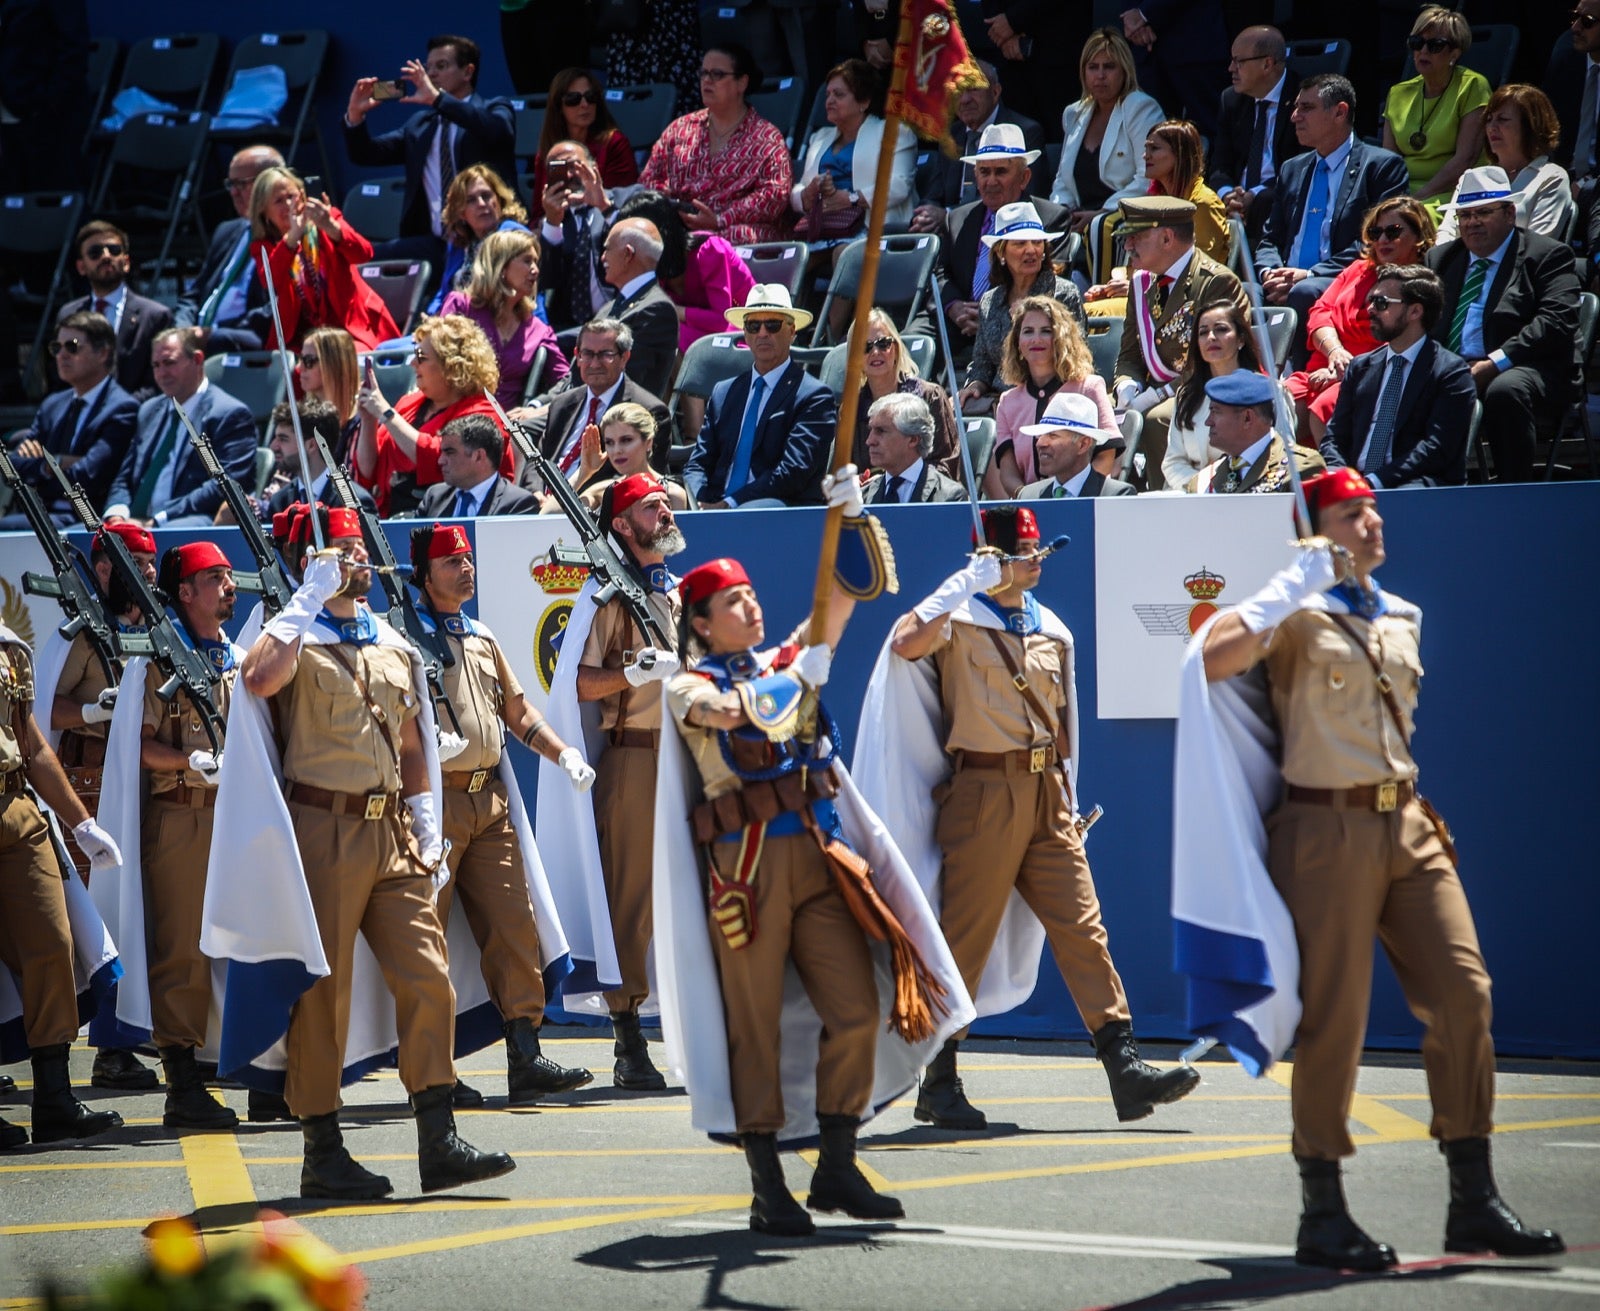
{"left": 0, "top": 1159, "right": 188, "bottom": 1173}
{"left": 2, "top": 1217, "right": 157, "bottom": 1237}
{"left": 892, "top": 1141, "right": 1292, "bottom": 1191}
{"left": 179, "top": 1130, "right": 260, "bottom": 1254}
{"left": 1266, "top": 1062, "right": 1430, "bottom": 1142}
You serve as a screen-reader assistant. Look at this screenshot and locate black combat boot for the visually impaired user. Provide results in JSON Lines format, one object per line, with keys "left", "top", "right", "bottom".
{"left": 412, "top": 1084, "right": 516, "bottom": 1193}
{"left": 743, "top": 1132, "right": 815, "bottom": 1236}
{"left": 299, "top": 1112, "right": 392, "bottom": 1200}
{"left": 806, "top": 1115, "right": 905, "bottom": 1220}
{"left": 159, "top": 1045, "right": 238, "bottom": 1130}
{"left": 1294, "top": 1156, "right": 1397, "bottom": 1271}
{"left": 451, "top": 1078, "right": 484, "bottom": 1108}
{"left": 914, "top": 1038, "right": 986, "bottom": 1130}
{"left": 90, "top": 1047, "right": 159, "bottom": 1090}
{"left": 30, "top": 1044, "right": 123, "bottom": 1144}
{"left": 1442, "top": 1137, "right": 1565, "bottom": 1256}
{"left": 0, "top": 1073, "right": 14, "bottom": 1093}
{"left": 610, "top": 1010, "right": 666, "bottom": 1090}
{"left": 504, "top": 1017, "right": 594, "bottom": 1105}
{"left": 0, "top": 1116, "right": 26, "bottom": 1149}
{"left": 1092, "top": 1021, "right": 1201, "bottom": 1122}
{"left": 248, "top": 1090, "right": 295, "bottom": 1122}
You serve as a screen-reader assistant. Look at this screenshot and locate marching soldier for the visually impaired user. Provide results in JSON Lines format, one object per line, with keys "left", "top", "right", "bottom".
{"left": 407, "top": 522, "right": 595, "bottom": 1106}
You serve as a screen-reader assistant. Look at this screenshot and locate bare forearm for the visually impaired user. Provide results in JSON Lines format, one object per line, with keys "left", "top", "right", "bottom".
{"left": 503, "top": 693, "right": 565, "bottom": 763}
{"left": 51, "top": 697, "right": 91, "bottom": 730}
{"left": 139, "top": 734, "right": 191, "bottom": 772}
{"left": 241, "top": 634, "right": 300, "bottom": 698}
{"left": 26, "top": 723, "right": 88, "bottom": 825}
{"left": 576, "top": 664, "right": 629, "bottom": 702}
{"left": 890, "top": 610, "right": 945, "bottom": 662}
{"left": 400, "top": 718, "right": 429, "bottom": 795}
{"left": 1201, "top": 612, "right": 1270, "bottom": 681}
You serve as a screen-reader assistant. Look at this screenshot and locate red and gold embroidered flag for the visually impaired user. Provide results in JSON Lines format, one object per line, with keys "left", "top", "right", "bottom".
{"left": 887, "top": 0, "right": 987, "bottom": 153}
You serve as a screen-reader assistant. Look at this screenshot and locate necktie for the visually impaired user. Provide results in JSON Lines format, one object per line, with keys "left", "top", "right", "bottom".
{"left": 1363, "top": 356, "right": 1407, "bottom": 473}
{"left": 1448, "top": 258, "right": 1490, "bottom": 353}
{"left": 453, "top": 488, "right": 478, "bottom": 517}
{"left": 725, "top": 375, "right": 767, "bottom": 498}
{"left": 129, "top": 411, "right": 180, "bottom": 518}
{"left": 883, "top": 473, "right": 905, "bottom": 503}
{"left": 200, "top": 234, "right": 252, "bottom": 327}
{"left": 1052, "top": 481, "right": 1068, "bottom": 498}
{"left": 563, "top": 209, "right": 598, "bottom": 326}
{"left": 562, "top": 394, "right": 603, "bottom": 472}
{"left": 437, "top": 119, "right": 457, "bottom": 195}
{"left": 1245, "top": 99, "right": 1270, "bottom": 189}
{"left": 1223, "top": 453, "right": 1246, "bottom": 491}
{"left": 54, "top": 396, "right": 87, "bottom": 454}
{"left": 1579, "top": 62, "right": 1600, "bottom": 178}
{"left": 93, "top": 297, "right": 110, "bottom": 320}
{"left": 971, "top": 210, "right": 996, "bottom": 301}
{"left": 1156, "top": 274, "right": 1174, "bottom": 312}
{"left": 1293, "top": 159, "right": 1331, "bottom": 270}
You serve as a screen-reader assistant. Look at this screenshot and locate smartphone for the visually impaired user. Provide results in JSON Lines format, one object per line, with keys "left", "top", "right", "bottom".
{"left": 547, "top": 158, "right": 573, "bottom": 187}
{"left": 371, "top": 79, "right": 407, "bottom": 101}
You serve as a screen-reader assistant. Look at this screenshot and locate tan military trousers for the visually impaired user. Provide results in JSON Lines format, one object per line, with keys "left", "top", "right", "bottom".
{"left": 595, "top": 742, "right": 657, "bottom": 1013}
{"left": 284, "top": 802, "right": 457, "bottom": 1117}
{"left": 437, "top": 779, "right": 545, "bottom": 1024}
{"left": 935, "top": 763, "right": 1130, "bottom": 1038}
{"left": 1267, "top": 797, "right": 1495, "bottom": 1160}
{"left": 142, "top": 796, "right": 218, "bottom": 1048}
{"left": 0, "top": 793, "right": 80, "bottom": 1047}
{"left": 709, "top": 832, "right": 879, "bottom": 1134}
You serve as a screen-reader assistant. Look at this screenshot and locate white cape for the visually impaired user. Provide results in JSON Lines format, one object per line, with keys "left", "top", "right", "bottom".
{"left": 653, "top": 678, "right": 975, "bottom": 1145}
{"left": 854, "top": 595, "right": 1078, "bottom": 1020}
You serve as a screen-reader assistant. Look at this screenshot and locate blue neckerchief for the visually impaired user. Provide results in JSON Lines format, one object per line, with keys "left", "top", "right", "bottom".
{"left": 319, "top": 606, "right": 379, "bottom": 645}
{"left": 644, "top": 563, "right": 677, "bottom": 595}
{"left": 974, "top": 591, "right": 1042, "bottom": 635}
{"left": 173, "top": 621, "right": 235, "bottom": 674}
{"left": 419, "top": 608, "right": 481, "bottom": 638}
{"left": 696, "top": 650, "right": 761, "bottom": 684}
{"left": 1331, "top": 580, "right": 1387, "bottom": 619}
{"left": 116, "top": 619, "right": 143, "bottom": 635}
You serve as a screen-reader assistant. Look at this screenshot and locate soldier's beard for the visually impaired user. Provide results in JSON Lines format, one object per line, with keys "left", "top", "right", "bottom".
{"left": 335, "top": 568, "right": 371, "bottom": 598}
{"left": 643, "top": 524, "right": 686, "bottom": 557}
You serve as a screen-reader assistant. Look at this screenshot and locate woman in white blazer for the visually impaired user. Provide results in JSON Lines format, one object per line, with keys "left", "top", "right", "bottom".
{"left": 791, "top": 59, "right": 917, "bottom": 233}
{"left": 1049, "top": 29, "right": 1165, "bottom": 231}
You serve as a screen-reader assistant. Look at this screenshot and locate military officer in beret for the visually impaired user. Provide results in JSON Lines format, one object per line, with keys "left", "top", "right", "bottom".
{"left": 1186, "top": 370, "right": 1325, "bottom": 493}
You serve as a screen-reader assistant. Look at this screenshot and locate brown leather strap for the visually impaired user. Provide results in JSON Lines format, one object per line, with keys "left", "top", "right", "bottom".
{"left": 980, "top": 625, "right": 1059, "bottom": 736}
{"left": 287, "top": 781, "right": 402, "bottom": 819}
{"left": 0, "top": 769, "right": 25, "bottom": 796}
{"left": 689, "top": 767, "right": 842, "bottom": 845}
{"left": 609, "top": 729, "right": 660, "bottom": 750}
{"left": 1328, "top": 613, "right": 1411, "bottom": 746}
{"left": 153, "top": 779, "right": 218, "bottom": 808}
{"left": 1285, "top": 780, "right": 1415, "bottom": 811}
{"left": 320, "top": 643, "right": 406, "bottom": 776}
{"left": 954, "top": 745, "right": 1058, "bottom": 773}
{"left": 441, "top": 766, "right": 500, "bottom": 793}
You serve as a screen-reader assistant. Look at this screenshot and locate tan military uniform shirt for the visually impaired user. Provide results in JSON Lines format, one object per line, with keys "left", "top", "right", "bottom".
{"left": 1260, "top": 607, "right": 1421, "bottom": 789}
{"left": 581, "top": 590, "right": 681, "bottom": 733}
{"left": 0, "top": 640, "right": 34, "bottom": 774}
{"left": 925, "top": 619, "right": 1068, "bottom": 754}
{"left": 57, "top": 630, "right": 115, "bottom": 741}
{"left": 436, "top": 628, "right": 522, "bottom": 773}
{"left": 275, "top": 643, "right": 420, "bottom": 793}
{"left": 142, "top": 663, "right": 236, "bottom": 794}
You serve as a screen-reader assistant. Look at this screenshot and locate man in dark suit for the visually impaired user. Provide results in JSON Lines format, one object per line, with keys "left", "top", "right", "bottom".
{"left": 415, "top": 415, "right": 538, "bottom": 517}
{"left": 538, "top": 140, "right": 612, "bottom": 335}
{"left": 1119, "top": 0, "right": 1229, "bottom": 136}
{"left": 174, "top": 145, "right": 283, "bottom": 354}
{"left": 1546, "top": 8, "right": 1600, "bottom": 177}
{"left": 262, "top": 399, "right": 377, "bottom": 521}
{"left": 1255, "top": 75, "right": 1409, "bottom": 341}
{"left": 1426, "top": 172, "right": 1584, "bottom": 484}
{"left": 862, "top": 393, "right": 967, "bottom": 503}
{"left": 516, "top": 319, "right": 671, "bottom": 483}
{"left": 56, "top": 221, "right": 173, "bottom": 402}
{"left": 102, "top": 327, "right": 257, "bottom": 527}
{"left": 342, "top": 34, "right": 517, "bottom": 265}
{"left": 596, "top": 218, "right": 680, "bottom": 403}
{"left": 1209, "top": 27, "right": 1305, "bottom": 246}
{"left": 685, "top": 286, "right": 836, "bottom": 508}
{"left": 1320, "top": 264, "right": 1475, "bottom": 488}
{"left": 1015, "top": 393, "right": 1136, "bottom": 498}
{"left": 0, "top": 313, "right": 137, "bottom": 527}
{"left": 912, "top": 61, "right": 1048, "bottom": 214}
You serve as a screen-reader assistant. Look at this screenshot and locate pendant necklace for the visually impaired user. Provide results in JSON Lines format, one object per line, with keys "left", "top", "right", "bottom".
{"left": 1409, "top": 65, "right": 1455, "bottom": 152}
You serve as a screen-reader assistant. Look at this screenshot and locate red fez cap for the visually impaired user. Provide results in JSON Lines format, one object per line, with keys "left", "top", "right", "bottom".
{"left": 171, "top": 541, "right": 231, "bottom": 579}
{"left": 326, "top": 506, "right": 361, "bottom": 539}
{"left": 271, "top": 507, "right": 296, "bottom": 544}
{"left": 679, "top": 557, "right": 751, "bottom": 609}
{"left": 971, "top": 506, "right": 1040, "bottom": 550}
{"left": 1300, "top": 468, "right": 1373, "bottom": 526}
{"left": 610, "top": 473, "right": 666, "bottom": 518}
{"left": 94, "top": 520, "right": 156, "bottom": 556}
{"left": 426, "top": 523, "right": 471, "bottom": 560}
{"left": 286, "top": 502, "right": 362, "bottom": 555}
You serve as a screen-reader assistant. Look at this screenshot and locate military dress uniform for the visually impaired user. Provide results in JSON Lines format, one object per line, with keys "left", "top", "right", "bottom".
{"left": 1189, "top": 433, "right": 1327, "bottom": 494}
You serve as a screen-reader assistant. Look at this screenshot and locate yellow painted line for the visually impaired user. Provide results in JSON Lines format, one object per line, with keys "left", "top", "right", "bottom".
{"left": 1491, "top": 1116, "right": 1600, "bottom": 1133}
{"left": 893, "top": 1141, "right": 1292, "bottom": 1191}
{"left": 1266, "top": 1062, "right": 1429, "bottom": 1142}
{"left": 276, "top": 1192, "right": 752, "bottom": 1222}
{"left": 2, "top": 1217, "right": 158, "bottom": 1236}
{"left": 179, "top": 1129, "right": 260, "bottom": 1256}
{"left": 0, "top": 1158, "right": 188, "bottom": 1172}
{"left": 1377, "top": 1092, "right": 1600, "bottom": 1101}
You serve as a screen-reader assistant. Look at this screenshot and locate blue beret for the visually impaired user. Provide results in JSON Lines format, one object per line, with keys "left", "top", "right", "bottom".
{"left": 1205, "top": 371, "right": 1277, "bottom": 407}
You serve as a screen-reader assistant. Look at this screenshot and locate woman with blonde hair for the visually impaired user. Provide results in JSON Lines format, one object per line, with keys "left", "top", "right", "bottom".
{"left": 429, "top": 164, "right": 531, "bottom": 315}
{"left": 1049, "top": 29, "right": 1164, "bottom": 233}
{"left": 851, "top": 307, "right": 960, "bottom": 478}
{"left": 1381, "top": 6, "right": 1490, "bottom": 206}
{"left": 295, "top": 327, "right": 361, "bottom": 464}
{"left": 354, "top": 313, "right": 512, "bottom": 516}
{"left": 441, "top": 228, "right": 569, "bottom": 409}
{"left": 550, "top": 401, "right": 695, "bottom": 511}
{"left": 985, "top": 295, "right": 1118, "bottom": 497}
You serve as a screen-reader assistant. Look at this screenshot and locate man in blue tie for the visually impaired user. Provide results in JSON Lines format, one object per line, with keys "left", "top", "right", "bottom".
{"left": 414, "top": 415, "right": 539, "bottom": 518}
{"left": 684, "top": 285, "right": 837, "bottom": 509}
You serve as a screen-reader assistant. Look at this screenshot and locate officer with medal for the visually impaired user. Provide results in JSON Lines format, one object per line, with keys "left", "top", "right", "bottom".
{"left": 1197, "top": 468, "right": 1564, "bottom": 1269}
{"left": 407, "top": 521, "right": 596, "bottom": 1106}
{"left": 875, "top": 507, "right": 1200, "bottom": 1130}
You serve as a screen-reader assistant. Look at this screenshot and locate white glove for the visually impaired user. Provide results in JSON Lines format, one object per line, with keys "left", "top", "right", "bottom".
{"left": 1128, "top": 384, "right": 1171, "bottom": 414}
{"left": 1234, "top": 543, "right": 1341, "bottom": 634}
{"left": 72, "top": 818, "right": 122, "bottom": 873}
{"left": 436, "top": 731, "right": 469, "bottom": 762}
{"left": 916, "top": 554, "right": 1004, "bottom": 621}
{"left": 558, "top": 746, "right": 596, "bottom": 792}
{"left": 792, "top": 643, "right": 832, "bottom": 690}
{"left": 406, "top": 791, "right": 446, "bottom": 884}
{"left": 80, "top": 688, "right": 118, "bottom": 725}
{"left": 263, "top": 551, "right": 345, "bottom": 645}
{"left": 623, "top": 647, "right": 681, "bottom": 687}
{"left": 187, "top": 749, "right": 222, "bottom": 783}
{"left": 1113, "top": 378, "right": 1140, "bottom": 409}
{"left": 820, "top": 464, "right": 865, "bottom": 518}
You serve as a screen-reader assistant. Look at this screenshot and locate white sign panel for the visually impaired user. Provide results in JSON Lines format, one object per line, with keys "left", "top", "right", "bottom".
{"left": 1093, "top": 495, "right": 1292, "bottom": 719}
{"left": 471, "top": 516, "right": 590, "bottom": 712}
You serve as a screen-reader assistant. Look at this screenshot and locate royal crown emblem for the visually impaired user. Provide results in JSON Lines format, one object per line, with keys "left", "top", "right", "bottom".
{"left": 1135, "top": 566, "right": 1229, "bottom": 638}
{"left": 1183, "top": 567, "right": 1225, "bottom": 601}
{"left": 529, "top": 559, "right": 589, "bottom": 596}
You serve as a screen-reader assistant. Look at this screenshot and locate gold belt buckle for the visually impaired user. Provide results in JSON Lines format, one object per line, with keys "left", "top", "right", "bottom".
{"left": 363, "top": 793, "right": 389, "bottom": 821}
{"left": 1028, "top": 746, "right": 1048, "bottom": 773}
{"left": 467, "top": 769, "right": 489, "bottom": 794}
{"left": 1374, "top": 781, "right": 1399, "bottom": 813}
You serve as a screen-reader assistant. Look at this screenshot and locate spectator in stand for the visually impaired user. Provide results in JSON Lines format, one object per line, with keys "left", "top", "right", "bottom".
{"left": 1163, "top": 297, "right": 1269, "bottom": 491}
{"left": 414, "top": 413, "right": 539, "bottom": 517}
{"left": 913, "top": 59, "right": 1048, "bottom": 215}
{"left": 1016, "top": 392, "right": 1137, "bottom": 499}
{"left": 260, "top": 398, "right": 377, "bottom": 521}
{"left": 985, "top": 294, "right": 1117, "bottom": 498}
{"left": 1049, "top": 29, "right": 1165, "bottom": 234}
{"left": 860, "top": 393, "right": 968, "bottom": 504}
{"left": 1118, "top": 0, "right": 1229, "bottom": 137}
{"left": 638, "top": 43, "right": 793, "bottom": 246}
{"left": 1548, "top": 0, "right": 1600, "bottom": 183}
{"left": 597, "top": 217, "right": 681, "bottom": 401}
{"left": 428, "top": 165, "right": 531, "bottom": 316}
{"left": 959, "top": 201, "right": 1085, "bottom": 415}
{"left": 540, "top": 140, "right": 617, "bottom": 334}
{"left": 1382, "top": 8, "right": 1490, "bottom": 210}
{"left": 0, "top": 313, "right": 137, "bottom": 525}
{"left": 792, "top": 58, "right": 917, "bottom": 246}
{"left": 606, "top": 0, "right": 703, "bottom": 117}
{"left": 355, "top": 313, "right": 511, "bottom": 516}
{"left": 530, "top": 68, "right": 639, "bottom": 213}
{"left": 248, "top": 167, "right": 400, "bottom": 353}
{"left": 57, "top": 221, "right": 172, "bottom": 402}
{"left": 1437, "top": 87, "right": 1570, "bottom": 245}
{"left": 976, "top": 2, "right": 1082, "bottom": 144}
{"left": 441, "top": 229, "right": 570, "bottom": 409}
{"left": 295, "top": 327, "right": 362, "bottom": 466}
{"left": 552, "top": 402, "right": 695, "bottom": 510}
{"left": 342, "top": 34, "right": 517, "bottom": 265}
{"left": 1209, "top": 27, "right": 1304, "bottom": 246}
{"left": 1284, "top": 197, "right": 1435, "bottom": 443}
{"left": 850, "top": 308, "right": 961, "bottom": 480}
{"left": 176, "top": 145, "right": 284, "bottom": 353}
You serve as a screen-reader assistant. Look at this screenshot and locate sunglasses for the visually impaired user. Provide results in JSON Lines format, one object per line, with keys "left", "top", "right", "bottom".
{"left": 1227, "top": 53, "right": 1273, "bottom": 67}
{"left": 84, "top": 242, "right": 124, "bottom": 259}
{"left": 1573, "top": 9, "right": 1599, "bottom": 27}
{"left": 743, "top": 317, "right": 788, "bottom": 334}
{"left": 1367, "top": 222, "right": 1415, "bottom": 242}
{"left": 1365, "top": 293, "right": 1401, "bottom": 311}
{"left": 1406, "top": 35, "right": 1454, "bottom": 53}
{"left": 48, "top": 338, "right": 85, "bottom": 356}
{"left": 299, "top": 352, "right": 320, "bottom": 367}
{"left": 562, "top": 89, "right": 600, "bottom": 106}
{"left": 864, "top": 336, "right": 896, "bottom": 353}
